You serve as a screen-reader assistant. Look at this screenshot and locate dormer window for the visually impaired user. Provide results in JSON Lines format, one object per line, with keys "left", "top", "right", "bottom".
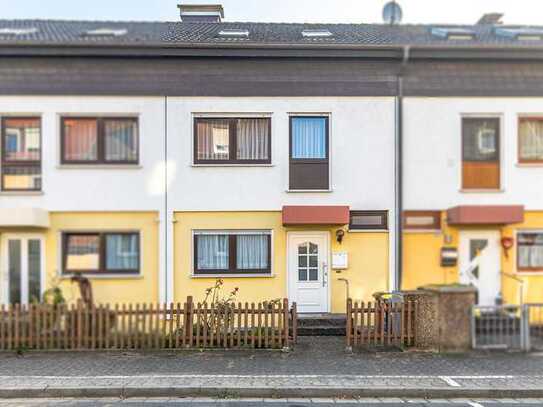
{"left": 82, "top": 28, "right": 127, "bottom": 37}
{"left": 302, "top": 29, "right": 333, "bottom": 38}
{"left": 0, "top": 27, "right": 38, "bottom": 36}
{"left": 431, "top": 27, "right": 475, "bottom": 40}
{"left": 495, "top": 27, "right": 543, "bottom": 41}
{"left": 217, "top": 29, "right": 249, "bottom": 38}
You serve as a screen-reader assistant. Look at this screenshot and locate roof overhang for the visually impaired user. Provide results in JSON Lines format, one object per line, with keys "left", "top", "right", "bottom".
{"left": 282, "top": 205, "right": 350, "bottom": 226}
{"left": 446, "top": 205, "right": 524, "bottom": 226}
{"left": 0, "top": 208, "right": 50, "bottom": 228}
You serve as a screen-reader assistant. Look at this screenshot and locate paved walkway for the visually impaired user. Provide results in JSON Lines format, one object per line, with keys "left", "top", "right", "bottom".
{"left": 0, "top": 337, "right": 541, "bottom": 399}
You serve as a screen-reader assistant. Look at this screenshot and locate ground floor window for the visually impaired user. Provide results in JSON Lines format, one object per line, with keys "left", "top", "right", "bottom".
{"left": 62, "top": 232, "right": 140, "bottom": 275}
{"left": 349, "top": 210, "right": 388, "bottom": 231}
{"left": 193, "top": 231, "right": 271, "bottom": 275}
{"left": 517, "top": 232, "right": 543, "bottom": 271}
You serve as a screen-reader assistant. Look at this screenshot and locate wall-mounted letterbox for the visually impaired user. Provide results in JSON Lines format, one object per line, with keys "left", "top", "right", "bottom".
{"left": 440, "top": 247, "right": 458, "bottom": 267}
{"left": 332, "top": 252, "right": 349, "bottom": 270}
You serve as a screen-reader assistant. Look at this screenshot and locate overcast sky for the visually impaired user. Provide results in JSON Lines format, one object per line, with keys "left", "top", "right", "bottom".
{"left": 3, "top": 0, "right": 542, "bottom": 25}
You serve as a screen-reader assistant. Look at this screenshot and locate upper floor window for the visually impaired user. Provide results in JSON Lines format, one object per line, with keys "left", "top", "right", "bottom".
{"left": 61, "top": 117, "right": 138, "bottom": 164}
{"left": 1, "top": 117, "right": 41, "bottom": 191}
{"left": 289, "top": 116, "right": 329, "bottom": 190}
{"left": 517, "top": 232, "right": 543, "bottom": 272}
{"left": 349, "top": 210, "right": 388, "bottom": 231}
{"left": 461, "top": 117, "right": 500, "bottom": 190}
{"left": 519, "top": 118, "right": 543, "bottom": 163}
{"left": 194, "top": 117, "right": 271, "bottom": 164}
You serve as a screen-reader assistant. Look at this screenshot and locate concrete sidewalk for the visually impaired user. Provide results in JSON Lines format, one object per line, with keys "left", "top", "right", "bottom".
{"left": 0, "top": 337, "right": 541, "bottom": 399}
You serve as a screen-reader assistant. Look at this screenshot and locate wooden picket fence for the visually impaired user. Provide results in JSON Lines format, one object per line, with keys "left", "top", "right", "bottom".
{"left": 0, "top": 297, "right": 297, "bottom": 351}
{"left": 346, "top": 299, "right": 418, "bottom": 349}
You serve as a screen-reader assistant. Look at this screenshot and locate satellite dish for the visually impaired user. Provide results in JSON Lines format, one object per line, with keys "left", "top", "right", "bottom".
{"left": 383, "top": 1, "right": 403, "bottom": 25}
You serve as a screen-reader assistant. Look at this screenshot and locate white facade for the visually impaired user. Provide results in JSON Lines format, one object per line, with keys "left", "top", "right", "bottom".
{"left": 404, "top": 98, "right": 543, "bottom": 210}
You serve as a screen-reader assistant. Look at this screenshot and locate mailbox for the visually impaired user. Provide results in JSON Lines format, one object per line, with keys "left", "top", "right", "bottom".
{"left": 440, "top": 247, "right": 458, "bottom": 267}
{"left": 332, "top": 252, "right": 348, "bottom": 269}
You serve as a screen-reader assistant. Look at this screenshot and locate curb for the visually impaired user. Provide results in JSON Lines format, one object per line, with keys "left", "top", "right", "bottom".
{"left": 1, "top": 387, "right": 543, "bottom": 399}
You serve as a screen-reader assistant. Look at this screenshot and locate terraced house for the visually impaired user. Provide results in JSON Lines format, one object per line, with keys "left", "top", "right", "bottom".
{"left": 0, "top": 4, "right": 542, "bottom": 312}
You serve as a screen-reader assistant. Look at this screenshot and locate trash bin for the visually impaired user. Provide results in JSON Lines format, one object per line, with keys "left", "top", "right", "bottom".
{"left": 373, "top": 292, "right": 404, "bottom": 337}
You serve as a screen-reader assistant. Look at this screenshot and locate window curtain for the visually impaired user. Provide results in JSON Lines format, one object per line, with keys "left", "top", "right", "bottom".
{"left": 197, "top": 235, "right": 229, "bottom": 269}
{"left": 196, "top": 120, "right": 230, "bottom": 160}
{"left": 291, "top": 117, "right": 327, "bottom": 159}
{"left": 518, "top": 234, "right": 543, "bottom": 268}
{"left": 462, "top": 119, "right": 499, "bottom": 161}
{"left": 64, "top": 119, "right": 98, "bottom": 161}
{"left": 3, "top": 119, "right": 40, "bottom": 161}
{"left": 106, "top": 234, "right": 139, "bottom": 270}
{"left": 519, "top": 120, "right": 543, "bottom": 161}
{"left": 105, "top": 120, "right": 138, "bottom": 162}
{"left": 236, "top": 235, "right": 268, "bottom": 270}
{"left": 236, "top": 119, "right": 269, "bottom": 160}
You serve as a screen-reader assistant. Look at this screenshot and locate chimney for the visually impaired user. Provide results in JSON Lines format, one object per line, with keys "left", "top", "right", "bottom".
{"left": 178, "top": 4, "right": 224, "bottom": 23}
{"left": 476, "top": 13, "right": 504, "bottom": 25}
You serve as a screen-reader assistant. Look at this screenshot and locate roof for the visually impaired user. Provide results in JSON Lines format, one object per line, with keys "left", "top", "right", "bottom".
{"left": 2, "top": 19, "right": 543, "bottom": 50}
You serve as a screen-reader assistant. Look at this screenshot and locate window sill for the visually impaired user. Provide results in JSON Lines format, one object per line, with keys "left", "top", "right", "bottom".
{"left": 191, "top": 274, "right": 275, "bottom": 279}
{"left": 191, "top": 164, "right": 274, "bottom": 168}
{"left": 516, "top": 163, "right": 543, "bottom": 168}
{"left": 59, "top": 273, "right": 143, "bottom": 280}
{"left": 57, "top": 164, "right": 142, "bottom": 170}
{"left": 286, "top": 189, "right": 333, "bottom": 193}
{"left": 0, "top": 191, "right": 43, "bottom": 196}
{"left": 459, "top": 189, "right": 504, "bottom": 194}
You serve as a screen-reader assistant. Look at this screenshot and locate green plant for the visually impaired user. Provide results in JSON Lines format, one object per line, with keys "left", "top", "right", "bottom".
{"left": 202, "top": 279, "right": 239, "bottom": 333}
{"left": 41, "top": 277, "right": 66, "bottom": 306}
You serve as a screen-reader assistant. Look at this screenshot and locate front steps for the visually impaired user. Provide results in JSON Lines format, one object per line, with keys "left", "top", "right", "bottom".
{"left": 297, "top": 314, "right": 346, "bottom": 336}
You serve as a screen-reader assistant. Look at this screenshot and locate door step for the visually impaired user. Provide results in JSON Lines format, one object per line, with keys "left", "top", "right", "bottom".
{"left": 297, "top": 314, "right": 346, "bottom": 336}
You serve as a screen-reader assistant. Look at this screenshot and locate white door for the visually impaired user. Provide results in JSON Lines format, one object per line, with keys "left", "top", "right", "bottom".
{"left": 0, "top": 234, "right": 44, "bottom": 305}
{"left": 287, "top": 232, "right": 329, "bottom": 313}
{"left": 459, "top": 231, "right": 501, "bottom": 306}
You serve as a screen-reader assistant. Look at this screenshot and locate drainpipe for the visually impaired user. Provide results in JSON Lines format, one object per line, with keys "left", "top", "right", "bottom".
{"left": 394, "top": 46, "right": 410, "bottom": 291}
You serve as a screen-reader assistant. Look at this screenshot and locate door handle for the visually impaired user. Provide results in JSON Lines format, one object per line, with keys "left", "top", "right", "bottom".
{"left": 322, "top": 262, "right": 328, "bottom": 287}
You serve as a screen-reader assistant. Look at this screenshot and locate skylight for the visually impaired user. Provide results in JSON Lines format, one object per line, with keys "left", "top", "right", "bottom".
{"left": 302, "top": 29, "right": 333, "bottom": 38}
{"left": 431, "top": 27, "right": 475, "bottom": 41}
{"left": 83, "top": 28, "right": 128, "bottom": 37}
{"left": 495, "top": 27, "right": 543, "bottom": 41}
{"left": 0, "top": 27, "right": 38, "bottom": 36}
{"left": 217, "top": 29, "right": 249, "bottom": 38}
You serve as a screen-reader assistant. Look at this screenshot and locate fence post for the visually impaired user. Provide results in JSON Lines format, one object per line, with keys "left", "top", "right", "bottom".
{"left": 291, "top": 302, "right": 297, "bottom": 344}
{"left": 282, "top": 298, "right": 289, "bottom": 350}
{"left": 186, "top": 296, "right": 194, "bottom": 347}
{"left": 345, "top": 298, "right": 353, "bottom": 352}
{"left": 522, "top": 304, "right": 531, "bottom": 352}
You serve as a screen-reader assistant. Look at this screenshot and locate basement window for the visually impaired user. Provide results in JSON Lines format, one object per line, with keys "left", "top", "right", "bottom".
{"left": 82, "top": 28, "right": 128, "bottom": 37}
{"left": 217, "top": 29, "right": 249, "bottom": 38}
{"left": 495, "top": 27, "right": 543, "bottom": 41}
{"left": 0, "top": 27, "right": 38, "bottom": 36}
{"left": 302, "top": 29, "right": 333, "bottom": 38}
{"left": 431, "top": 27, "right": 475, "bottom": 41}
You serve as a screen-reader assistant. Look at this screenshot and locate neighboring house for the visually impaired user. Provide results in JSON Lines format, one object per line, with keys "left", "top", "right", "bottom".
{"left": 0, "top": 4, "right": 542, "bottom": 311}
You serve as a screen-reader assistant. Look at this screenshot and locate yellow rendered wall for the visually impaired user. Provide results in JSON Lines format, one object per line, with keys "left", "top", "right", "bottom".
{"left": 43, "top": 212, "right": 160, "bottom": 304}
{"left": 173, "top": 211, "right": 389, "bottom": 313}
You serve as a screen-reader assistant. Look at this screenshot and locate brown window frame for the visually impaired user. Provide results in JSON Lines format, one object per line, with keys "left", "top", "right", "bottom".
{"left": 402, "top": 210, "right": 442, "bottom": 230}
{"left": 517, "top": 231, "right": 543, "bottom": 272}
{"left": 518, "top": 117, "right": 543, "bottom": 164}
{"left": 349, "top": 210, "right": 388, "bottom": 231}
{"left": 1, "top": 117, "right": 42, "bottom": 192}
{"left": 60, "top": 117, "right": 139, "bottom": 165}
{"left": 193, "top": 232, "right": 272, "bottom": 276}
{"left": 289, "top": 115, "right": 330, "bottom": 190}
{"left": 193, "top": 117, "right": 272, "bottom": 165}
{"left": 62, "top": 231, "right": 141, "bottom": 275}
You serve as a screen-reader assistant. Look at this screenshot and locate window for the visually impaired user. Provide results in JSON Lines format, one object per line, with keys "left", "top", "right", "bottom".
{"left": 193, "top": 231, "right": 271, "bottom": 275}
{"left": 62, "top": 232, "right": 140, "bottom": 274}
{"left": 349, "top": 210, "right": 388, "bottom": 230}
{"left": 403, "top": 211, "right": 441, "bottom": 230}
{"left": 194, "top": 117, "right": 271, "bottom": 164}
{"left": 82, "top": 28, "right": 127, "bottom": 37}
{"left": 302, "top": 29, "right": 333, "bottom": 38}
{"left": 517, "top": 232, "right": 543, "bottom": 271}
{"left": 289, "top": 116, "right": 329, "bottom": 190}
{"left": 218, "top": 29, "right": 249, "bottom": 38}
{"left": 519, "top": 118, "right": 543, "bottom": 163}
{"left": 61, "top": 117, "right": 138, "bottom": 164}
{"left": 1, "top": 117, "right": 41, "bottom": 191}
{"left": 431, "top": 27, "right": 476, "bottom": 40}
{"left": 462, "top": 118, "right": 500, "bottom": 190}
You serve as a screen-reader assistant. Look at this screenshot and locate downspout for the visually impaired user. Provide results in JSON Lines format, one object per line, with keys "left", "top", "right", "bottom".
{"left": 394, "top": 46, "right": 409, "bottom": 291}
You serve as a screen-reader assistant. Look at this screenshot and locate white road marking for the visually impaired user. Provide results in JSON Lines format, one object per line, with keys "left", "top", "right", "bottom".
{"left": 439, "top": 376, "right": 461, "bottom": 387}
{"left": 467, "top": 402, "right": 484, "bottom": 407}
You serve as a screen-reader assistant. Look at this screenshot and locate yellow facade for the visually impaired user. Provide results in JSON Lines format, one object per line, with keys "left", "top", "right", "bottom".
{"left": 173, "top": 211, "right": 389, "bottom": 313}
{"left": 0, "top": 211, "right": 160, "bottom": 304}
{"left": 402, "top": 210, "right": 543, "bottom": 305}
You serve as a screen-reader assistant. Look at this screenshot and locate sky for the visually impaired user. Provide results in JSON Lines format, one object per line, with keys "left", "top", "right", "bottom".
{"left": 2, "top": 0, "right": 543, "bottom": 25}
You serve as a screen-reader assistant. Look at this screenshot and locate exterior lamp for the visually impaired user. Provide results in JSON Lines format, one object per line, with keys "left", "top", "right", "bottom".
{"left": 501, "top": 237, "right": 514, "bottom": 258}
{"left": 336, "top": 229, "right": 345, "bottom": 244}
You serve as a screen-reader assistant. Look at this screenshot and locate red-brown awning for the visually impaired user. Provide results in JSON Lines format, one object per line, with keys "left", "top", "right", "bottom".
{"left": 282, "top": 205, "right": 350, "bottom": 226}
{"left": 447, "top": 205, "right": 524, "bottom": 226}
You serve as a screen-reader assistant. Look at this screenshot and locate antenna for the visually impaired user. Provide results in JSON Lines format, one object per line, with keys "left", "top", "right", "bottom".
{"left": 383, "top": 1, "right": 403, "bottom": 25}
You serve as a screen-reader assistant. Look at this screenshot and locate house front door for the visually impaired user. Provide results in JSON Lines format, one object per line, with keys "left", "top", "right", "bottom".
{"left": 287, "top": 232, "right": 329, "bottom": 313}
{"left": 0, "top": 234, "right": 44, "bottom": 305}
{"left": 459, "top": 230, "right": 501, "bottom": 306}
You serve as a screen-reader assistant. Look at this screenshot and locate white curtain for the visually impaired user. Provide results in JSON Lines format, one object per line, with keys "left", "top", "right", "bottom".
{"left": 106, "top": 234, "right": 139, "bottom": 270}
{"left": 519, "top": 120, "right": 543, "bottom": 161}
{"left": 237, "top": 119, "right": 269, "bottom": 160}
{"left": 291, "top": 117, "right": 327, "bottom": 159}
{"left": 64, "top": 119, "right": 97, "bottom": 161}
{"left": 236, "top": 235, "right": 268, "bottom": 270}
{"left": 105, "top": 120, "right": 138, "bottom": 162}
{"left": 196, "top": 120, "right": 230, "bottom": 160}
{"left": 197, "top": 235, "right": 229, "bottom": 269}
{"left": 518, "top": 233, "right": 543, "bottom": 268}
